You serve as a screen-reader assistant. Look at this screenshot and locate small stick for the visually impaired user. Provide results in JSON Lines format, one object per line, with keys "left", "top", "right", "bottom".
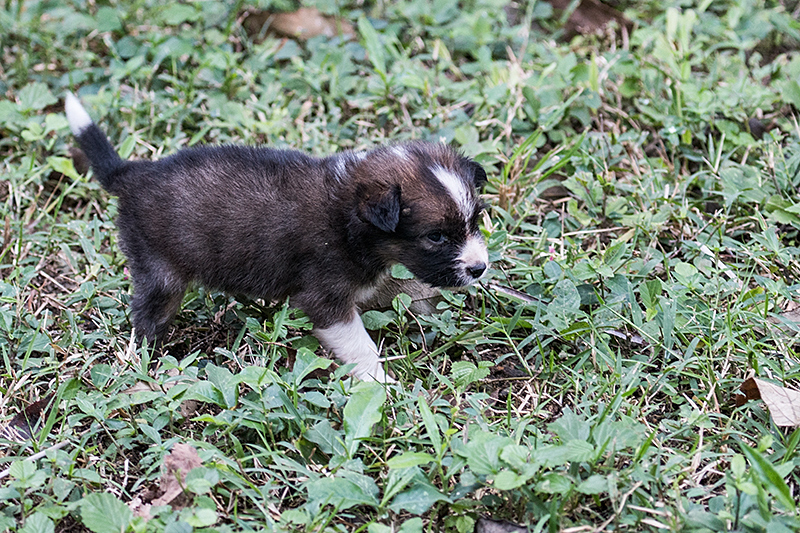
{"left": 0, "top": 440, "right": 71, "bottom": 480}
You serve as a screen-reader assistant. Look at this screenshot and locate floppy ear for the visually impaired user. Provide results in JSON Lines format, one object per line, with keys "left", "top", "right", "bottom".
{"left": 468, "top": 160, "right": 488, "bottom": 189}
{"left": 362, "top": 184, "right": 401, "bottom": 232}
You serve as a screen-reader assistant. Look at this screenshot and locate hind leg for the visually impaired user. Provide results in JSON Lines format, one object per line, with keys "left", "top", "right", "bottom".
{"left": 129, "top": 264, "right": 187, "bottom": 345}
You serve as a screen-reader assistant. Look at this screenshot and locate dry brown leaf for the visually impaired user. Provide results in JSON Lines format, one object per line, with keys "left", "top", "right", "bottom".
{"left": 360, "top": 277, "right": 442, "bottom": 315}
{"left": 605, "top": 328, "right": 647, "bottom": 346}
{"left": 245, "top": 8, "right": 354, "bottom": 41}
{"left": 0, "top": 395, "right": 54, "bottom": 442}
{"left": 738, "top": 377, "right": 800, "bottom": 427}
{"left": 756, "top": 299, "right": 800, "bottom": 336}
{"left": 123, "top": 381, "right": 158, "bottom": 395}
{"left": 475, "top": 517, "right": 527, "bottom": 533}
{"left": 148, "top": 443, "right": 203, "bottom": 509}
{"left": 489, "top": 282, "right": 540, "bottom": 304}
{"left": 180, "top": 400, "right": 199, "bottom": 419}
{"left": 68, "top": 146, "right": 90, "bottom": 175}
{"left": 772, "top": 308, "right": 800, "bottom": 328}
{"left": 128, "top": 496, "right": 152, "bottom": 520}
{"left": 272, "top": 8, "right": 354, "bottom": 39}
{"left": 737, "top": 377, "right": 761, "bottom": 405}
{"left": 547, "top": 0, "right": 632, "bottom": 38}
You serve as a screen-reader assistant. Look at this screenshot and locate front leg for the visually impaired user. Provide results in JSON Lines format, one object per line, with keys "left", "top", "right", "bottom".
{"left": 314, "top": 309, "right": 395, "bottom": 383}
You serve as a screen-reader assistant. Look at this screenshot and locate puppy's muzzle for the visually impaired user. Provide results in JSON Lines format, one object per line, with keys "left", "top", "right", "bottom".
{"left": 457, "top": 234, "right": 489, "bottom": 284}
{"left": 466, "top": 262, "right": 487, "bottom": 279}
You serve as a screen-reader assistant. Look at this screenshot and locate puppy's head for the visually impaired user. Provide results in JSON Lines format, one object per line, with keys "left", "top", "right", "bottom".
{"left": 352, "top": 142, "right": 489, "bottom": 288}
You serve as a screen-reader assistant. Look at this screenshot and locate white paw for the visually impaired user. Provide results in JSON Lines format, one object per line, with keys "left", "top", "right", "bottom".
{"left": 353, "top": 363, "right": 396, "bottom": 383}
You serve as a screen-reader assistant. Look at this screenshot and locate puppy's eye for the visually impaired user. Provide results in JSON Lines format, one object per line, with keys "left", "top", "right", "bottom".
{"left": 426, "top": 231, "right": 446, "bottom": 244}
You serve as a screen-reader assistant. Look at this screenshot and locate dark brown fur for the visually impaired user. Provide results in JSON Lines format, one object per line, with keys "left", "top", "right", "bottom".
{"left": 70, "top": 132, "right": 486, "bottom": 343}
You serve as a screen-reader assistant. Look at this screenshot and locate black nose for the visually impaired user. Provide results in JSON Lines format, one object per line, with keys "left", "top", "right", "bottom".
{"left": 466, "top": 262, "right": 487, "bottom": 279}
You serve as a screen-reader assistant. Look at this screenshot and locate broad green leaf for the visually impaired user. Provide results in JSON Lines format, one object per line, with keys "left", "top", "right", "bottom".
{"left": 387, "top": 452, "right": 435, "bottom": 469}
{"left": 534, "top": 442, "right": 594, "bottom": 468}
{"left": 603, "top": 241, "right": 627, "bottom": 267}
{"left": 206, "top": 363, "right": 240, "bottom": 408}
{"left": 17, "top": 82, "right": 57, "bottom": 111}
{"left": 392, "top": 292, "right": 412, "bottom": 315}
{"left": 551, "top": 279, "right": 580, "bottom": 310}
{"left": 183, "top": 380, "right": 226, "bottom": 407}
{"left": 398, "top": 73, "right": 425, "bottom": 90}
{"left": 779, "top": 79, "right": 800, "bottom": 109}
{"left": 306, "top": 474, "right": 379, "bottom": 512}
{"left": 9, "top": 460, "right": 36, "bottom": 481}
{"left": 499, "top": 445, "right": 533, "bottom": 470}
{"left": 389, "top": 480, "right": 451, "bottom": 514}
{"left": 0, "top": 100, "right": 23, "bottom": 123}
{"left": 185, "top": 467, "right": 219, "bottom": 494}
{"left": 358, "top": 17, "right": 386, "bottom": 77}
{"left": 164, "top": 518, "right": 192, "bottom": 533}
{"left": 90, "top": 363, "right": 113, "bottom": 389}
{"left": 665, "top": 8, "right": 680, "bottom": 52}
{"left": 391, "top": 264, "right": 414, "bottom": 279}
{"left": 238, "top": 365, "right": 275, "bottom": 388}
{"left": 740, "top": 443, "right": 796, "bottom": 511}
{"left": 292, "top": 347, "right": 332, "bottom": 386}
{"left": 302, "top": 390, "right": 331, "bottom": 408}
{"left": 160, "top": 4, "right": 199, "bottom": 25}
{"left": 399, "top": 518, "right": 424, "bottom": 533}
{"left": 0, "top": 517, "right": 15, "bottom": 533}
{"left": 9, "top": 461, "right": 46, "bottom": 489}
{"left": 535, "top": 472, "right": 573, "bottom": 495}
{"left": 44, "top": 113, "right": 68, "bottom": 132}
{"left": 47, "top": 156, "right": 82, "bottom": 181}
{"left": 80, "top": 493, "right": 133, "bottom": 533}
{"left": 768, "top": 208, "right": 800, "bottom": 227}
{"left": 493, "top": 468, "right": 528, "bottom": 490}
{"left": 730, "top": 454, "right": 747, "bottom": 478}
{"left": 417, "top": 396, "right": 442, "bottom": 453}
{"left": 19, "top": 513, "right": 54, "bottom": 533}
{"left": 305, "top": 420, "right": 346, "bottom": 457}
{"left": 456, "top": 431, "right": 512, "bottom": 476}
{"left": 140, "top": 424, "right": 162, "bottom": 445}
{"left": 577, "top": 474, "right": 608, "bottom": 494}
{"left": 592, "top": 418, "right": 644, "bottom": 454}
{"left": 381, "top": 467, "right": 419, "bottom": 506}
{"left": 361, "top": 310, "right": 395, "bottom": 330}
{"left": 562, "top": 440, "right": 596, "bottom": 462}
{"left": 640, "top": 278, "right": 662, "bottom": 309}
{"left": 543, "top": 260, "right": 562, "bottom": 279}
{"left": 118, "top": 135, "right": 136, "bottom": 159}
{"left": 548, "top": 409, "right": 590, "bottom": 442}
{"left": 72, "top": 468, "right": 102, "bottom": 484}
{"left": 53, "top": 478, "right": 75, "bottom": 501}
{"left": 673, "top": 261, "right": 699, "bottom": 287}
{"left": 152, "top": 37, "right": 194, "bottom": 65}
{"left": 677, "top": 9, "right": 696, "bottom": 53}
{"left": 343, "top": 382, "right": 385, "bottom": 457}
{"left": 451, "top": 361, "right": 491, "bottom": 389}
{"left": 183, "top": 508, "right": 217, "bottom": 528}
{"left": 95, "top": 6, "right": 121, "bottom": 32}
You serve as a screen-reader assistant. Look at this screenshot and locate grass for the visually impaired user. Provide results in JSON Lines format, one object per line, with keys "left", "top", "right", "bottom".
{"left": 2, "top": 0, "right": 800, "bottom": 531}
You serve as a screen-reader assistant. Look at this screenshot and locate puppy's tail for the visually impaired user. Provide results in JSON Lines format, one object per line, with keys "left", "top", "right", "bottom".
{"left": 65, "top": 93, "right": 124, "bottom": 192}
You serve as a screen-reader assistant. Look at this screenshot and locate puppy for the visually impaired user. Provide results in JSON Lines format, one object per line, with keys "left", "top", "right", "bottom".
{"left": 65, "top": 93, "right": 489, "bottom": 382}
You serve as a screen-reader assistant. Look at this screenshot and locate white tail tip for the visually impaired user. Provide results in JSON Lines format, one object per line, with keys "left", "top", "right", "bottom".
{"left": 65, "top": 92, "right": 93, "bottom": 135}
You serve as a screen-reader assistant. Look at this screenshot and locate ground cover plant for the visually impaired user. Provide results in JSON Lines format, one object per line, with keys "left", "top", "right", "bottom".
{"left": 2, "top": 0, "right": 800, "bottom": 531}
